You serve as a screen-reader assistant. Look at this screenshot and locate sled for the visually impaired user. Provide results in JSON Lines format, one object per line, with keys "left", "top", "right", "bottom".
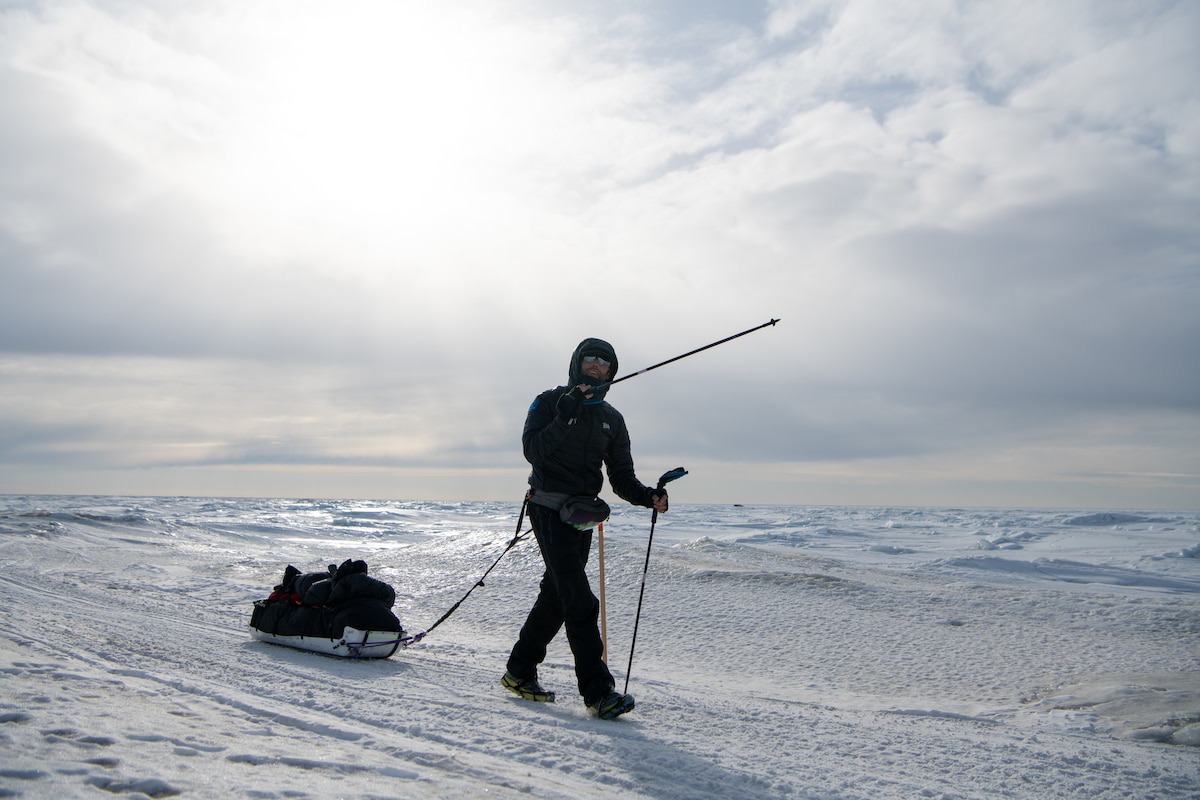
{"left": 249, "top": 623, "right": 406, "bottom": 659}
{"left": 249, "top": 560, "right": 406, "bottom": 659}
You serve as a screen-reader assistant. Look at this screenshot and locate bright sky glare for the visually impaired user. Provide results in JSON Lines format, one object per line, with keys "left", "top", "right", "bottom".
{"left": 1, "top": 0, "right": 1197, "bottom": 508}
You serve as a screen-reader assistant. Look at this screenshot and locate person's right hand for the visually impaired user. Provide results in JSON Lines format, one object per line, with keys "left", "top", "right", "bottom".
{"left": 556, "top": 386, "right": 589, "bottom": 421}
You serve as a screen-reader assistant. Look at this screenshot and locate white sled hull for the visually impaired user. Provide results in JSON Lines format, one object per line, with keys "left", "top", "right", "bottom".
{"left": 249, "top": 625, "right": 405, "bottom": 658}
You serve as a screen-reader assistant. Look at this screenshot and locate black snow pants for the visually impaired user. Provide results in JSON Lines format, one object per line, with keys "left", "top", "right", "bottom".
{"left": 506, "top": 503, "right": 614, "bottom": 705}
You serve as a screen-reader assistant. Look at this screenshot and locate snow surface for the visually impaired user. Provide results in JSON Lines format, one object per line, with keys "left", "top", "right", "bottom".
{"left": 1, "top": 496, "right": 1198, "bottom": 799}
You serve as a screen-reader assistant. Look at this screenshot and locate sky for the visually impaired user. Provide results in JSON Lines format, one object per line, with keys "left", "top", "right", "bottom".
{"left": 1, "top": 0, "right": 1197, "bottom": 509}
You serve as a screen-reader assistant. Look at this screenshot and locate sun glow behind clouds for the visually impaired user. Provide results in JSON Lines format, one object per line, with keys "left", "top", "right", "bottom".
{"left": 193, "top": 3, "right": 569, "bottom": 267}
{"left": 10, "top": 1, "right": 705, "bottom": 292}
{"left": 187, "top": 2, "right": 707, "bottom": 280}
{"left": 5, "top": 1, "right": 599, "bottom": 275}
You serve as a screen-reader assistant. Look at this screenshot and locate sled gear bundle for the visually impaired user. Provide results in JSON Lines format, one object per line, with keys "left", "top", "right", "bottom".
{"left": 249, "top": 559, "right": 407, "bottom": 659}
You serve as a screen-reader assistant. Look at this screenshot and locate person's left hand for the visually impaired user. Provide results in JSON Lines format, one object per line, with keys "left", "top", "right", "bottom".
{"left": 651, "top": 490, "right": 668, "bottom": 514}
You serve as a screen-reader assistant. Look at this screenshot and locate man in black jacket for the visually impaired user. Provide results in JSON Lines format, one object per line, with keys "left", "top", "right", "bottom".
{"left": 502, "top": 337, "right": 668, "bottom": 719}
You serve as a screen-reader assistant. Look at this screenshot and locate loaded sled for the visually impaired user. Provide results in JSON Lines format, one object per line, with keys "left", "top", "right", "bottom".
{"left": 249, "top": 559, "right": 407, "bottom": 658}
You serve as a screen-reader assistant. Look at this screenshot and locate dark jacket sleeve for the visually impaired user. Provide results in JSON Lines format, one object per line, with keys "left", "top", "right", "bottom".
{"left": 522, "top": 388, "right": 570, "bottom": 469}
{"left": 602, "top": 406, "right": 655, "bottom": 508}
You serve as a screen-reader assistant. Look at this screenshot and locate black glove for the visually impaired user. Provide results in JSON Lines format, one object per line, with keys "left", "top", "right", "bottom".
{"left": 556, "top": 386, "right": 586, "bottom": 422}
{"left": 644, "top": 488, "right": 668, "bottom": 511}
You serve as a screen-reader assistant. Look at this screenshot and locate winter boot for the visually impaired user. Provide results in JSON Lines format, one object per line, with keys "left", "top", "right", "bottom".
{"left": 501, "top": 671, "right": 555, "bottom": 702}
{"left": 588, "top": 691, "right": 635, "bottom": 720}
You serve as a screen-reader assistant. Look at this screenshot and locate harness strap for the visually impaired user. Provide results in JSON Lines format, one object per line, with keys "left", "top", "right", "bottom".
{"left": 410, "top": 492, "right": 533, "bottom": 643}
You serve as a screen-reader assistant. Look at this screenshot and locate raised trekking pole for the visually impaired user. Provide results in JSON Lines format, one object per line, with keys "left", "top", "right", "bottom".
{"left": 623, "top": 467, "right": 688, "bottom": 694}
{"left": 591, "top": 318, "right": 779, "bottom": 395}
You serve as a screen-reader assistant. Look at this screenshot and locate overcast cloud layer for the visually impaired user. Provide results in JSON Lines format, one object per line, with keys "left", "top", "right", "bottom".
{"left": 1, "top": 0, "right": 1197, "bottom": 507}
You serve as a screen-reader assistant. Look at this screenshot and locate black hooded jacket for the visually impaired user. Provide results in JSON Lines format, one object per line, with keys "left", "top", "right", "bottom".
{"left": 523, "top": 338, "right": 655, "bottom": 507}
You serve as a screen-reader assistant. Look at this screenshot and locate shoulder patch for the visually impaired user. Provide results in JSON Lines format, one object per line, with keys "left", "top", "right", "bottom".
{"left": 529, "top": 400, "right": 540, "bottom": 412}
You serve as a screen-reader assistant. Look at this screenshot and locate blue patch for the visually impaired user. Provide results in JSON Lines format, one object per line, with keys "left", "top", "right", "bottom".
{"left": 529, "top": 400, "right": 540, "bottom": 412}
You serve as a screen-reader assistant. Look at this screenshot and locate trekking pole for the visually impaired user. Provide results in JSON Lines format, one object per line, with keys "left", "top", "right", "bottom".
{"left": 623, "top": 467, "right": 688, "bottom": 694}
{"left": 592, "top": 319, "right": 779, "bottom": 394}
{"left": 598, "top": 521, "right": 608, "bottom": 662}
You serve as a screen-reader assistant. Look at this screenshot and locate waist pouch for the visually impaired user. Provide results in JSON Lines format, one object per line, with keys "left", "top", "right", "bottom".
{"left": 559, "top": 496, "right": 611, "bottom": 531}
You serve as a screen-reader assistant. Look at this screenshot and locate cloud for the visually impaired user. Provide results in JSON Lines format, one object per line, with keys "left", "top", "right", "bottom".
{"left": 0, "top": 0, "right": 1197, "bottom": 507}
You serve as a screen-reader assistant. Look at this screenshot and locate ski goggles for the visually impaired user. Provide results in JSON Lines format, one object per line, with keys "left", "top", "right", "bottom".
{"left": 582, "top": 355, "right": 611, "bottom": 367}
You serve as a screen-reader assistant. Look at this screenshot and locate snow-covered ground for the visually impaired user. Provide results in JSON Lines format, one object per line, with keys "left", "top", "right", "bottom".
{"left": 1, "top": 496, "right": 1197, "bottom": 799}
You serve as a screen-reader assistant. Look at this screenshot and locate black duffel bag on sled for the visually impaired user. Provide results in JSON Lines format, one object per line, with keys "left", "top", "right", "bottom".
{"left": 249, "top": 559, "right": 406, "bottom": 659}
